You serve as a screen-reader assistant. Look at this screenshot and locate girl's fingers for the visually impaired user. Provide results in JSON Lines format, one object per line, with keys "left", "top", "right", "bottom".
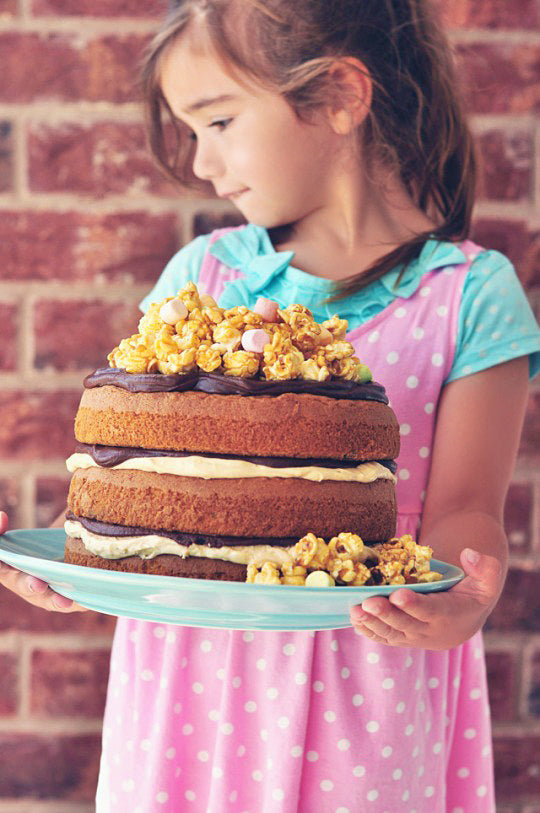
{"left": 455, "top": 549, "right": 503, "bottom": 603}
{"left": 361, "top": 594, "right": 431, "bottom": 631}
{"left": 0, "top": 563, "right": 87, "bottom": 612}
{"left": 0, "top": 511, "right": 8, "bottom": 534}
{"left": 387, "top": 588, "right": 440, "bottom": 622}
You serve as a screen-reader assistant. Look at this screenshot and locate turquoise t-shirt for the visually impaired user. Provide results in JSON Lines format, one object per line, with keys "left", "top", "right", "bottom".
{"left": 140, "top": 223, "right": 540, "bottom": 383}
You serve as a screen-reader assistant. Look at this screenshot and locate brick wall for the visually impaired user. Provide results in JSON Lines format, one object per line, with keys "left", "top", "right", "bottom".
{"left": 0, "top": 1, "right": 538, "bottom": 810}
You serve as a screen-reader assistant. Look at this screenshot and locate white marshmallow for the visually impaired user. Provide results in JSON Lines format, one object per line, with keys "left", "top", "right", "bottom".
{"left": 159, "top": 298, "right": 188, "bottom": 325}
{"left": 253, "top": 297, "right": 279, "bottom": 322}
{"left": 241, "top": 328, "right": 271, "bottom": 354}
{"left": 305, "top": 571, "right": 336, "bottom": 587}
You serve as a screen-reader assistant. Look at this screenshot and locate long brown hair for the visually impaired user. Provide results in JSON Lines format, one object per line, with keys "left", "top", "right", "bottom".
{"left": 142, "top": 0, "right": 477, "bottom": 301}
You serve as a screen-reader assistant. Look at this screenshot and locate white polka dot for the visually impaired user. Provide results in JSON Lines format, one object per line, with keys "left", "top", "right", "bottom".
{"left": 216, "top": 668, "right": 225, "bottom": 680}
{"left": 267, "top": 687, "right": 279, "bottom": 699}
{"left": 120, "top": 672, "right": 129, "bottom": 685}
{"left": 367, "top": 652, "right": 380, "bottom": 664}
{"left": 341, "top": 667, "right": 350, "bottom": 679}
{"left": 220, "top": 722, "right": 234, "bottom": 735}
{"left": 451, "top": 808, "right": 465, "bottom": 813}
{"left": 197, "top": 750, "right": 209, "bottom": 762}
{"left": 291, "top": 745, "right": 302, "bottom": 758}
{"left": 324, "top": 711, "right": 337, "bottom": 723}
{"left": 283, "top": 643, "right": 296, "bottom": 656}
{"left": 156, "top": 792, "right": 169, "bottom": 804}
{"left": 181, "top": 656, "right": 188, "bottom": 668}
{"left": 232, "top": 676, "right": 242, "bottom": 688}
{"left": 260, "top": 729, "right": 268, "bottom": 741}
{"left": 200, "top": 640, "right": 212, "bottom": 652}
{"left": 165, "top": 747, "right": 175, "bottom": 760}
{"left": 406, "top": 375, "right": 419, "bottom": 389}
{"left": 242, "top": 631, "right": 254, "bottom": 642}
{"left": 476, "top": 785, "right": 488, "bottom": 797}
{"left": 398, "top": 469, "right": 410, "bottom": 480}
{"left": 352, "top": 694, "right": 364, "bottom": 707}
{"left": 278, "top": 716, "right": 290, "bottom": 728}
{"left": 353, "top": 765, "right": 366, "bottom": 778}
{"left": 336, "top": 808, "right": 350, "bottom": 813}
{"left": 464, "top": 728, "right": 477, "bottom": 739}
{"left": 211, "top": 766, "right": 223, "bottom": 779}
{"left": 256, "top": 658, "right": 267, "bottom": 670}
{"left": 393, "top": 768, "right": 403, "bottom": 780}
{"left": 402, "top": 789, "right": 410, "bottom": 802}
{"left": 387, "top": 351, "right": 399, "bottom": 364}
{"left": 420, "top": 286, "right": 431, "bottom": 297}
{"left": 229, "top": 791, "right": 238, "bottom": 802}
{"left": 321, "top": 780, "right": 334, "bottom": 792}
{"left": 457, "top": 767, "right": 470, "bottom": 779}
{"left": 122, "top": 779, "right": 135, "bottom": 792}
{"left": 152, "top": 626, "right": 165, "bottom": 638}
{"left": 159, "top": 677, "right": 169, "bottom": 689}
{"left": 192, "top": 682, "right": 203, "bottom": 694}
{"left": 173, "top": 703, "right": 181, "bottom": 714}
{"left": 381, "top": 746, "right": 393, "bottom": 758}
{"left": 368, "top": 330, "right": 380, "bottom": 343}
{"left": 436, "top": 305, "right": 448, "bottom": 317}
{"left": 367, "top": 789, "right": 379, "bottom": 801}
{"left": 330, "top": 638, "right": 339, "bottom": 651}
{"left": 140, "top": 739, "right": 151, "bottom": 751}
{"left": 482, "top": 745, "right": 491, "bottom": 757}
{"left": 272, "top": 789, "right": 285, "bottom": 801}
{"left": 433, "top": 742, "right": 442, "bottom": 754}
{"left": 295, "top": 672, "right": 307, "bottom": 685}
{"left": 424, "top": 402, "right": 434, "bottom": 414}
{"left": 396, "top": 701, "right": 405, "bottom": 713}
{"left": 208, "top": 709, "right": 219, "bottom": 721}
{"left": 453, "top": 675, "right": 461, "bottom": 688}
{"left": 470, "top": 688, "right": 482, "bottom": 700}
{"left": 428, "top": 677, "right": 439, "bottom": 689}
{"left": 307, "top": 751, "right": 319, "bottom": 762}
{"left": 141, "top": 669, "right": 154, "bottom": 681}
{"left": 432, "top": 353, "right": 443, "bottom": 367}
{"left": 412, "top": 327, "right": 424, "bottom": 340}
{"left": 244, "top": 701, "right": 257, "bottom": 713}
{"left": 252, "top": 770, "right": 263, "bottom": 782}
{"left": 382, "top": 678, "right": 395, "bottom": 690}
{"left": 400, "top": 423, "right": 411, "bottom": 436}
{"left": 182, "top": 724, "right": 194, "bottom": 735}
{"left": 313, "top": 681, "right": 324, "bottom": 692}
{"left": 419, "top": 446, "right": 430, "bottom": 458}
{"left": 338, "top": 739, "right": 351, "bottom": 751}
{"left": 237, "top": 745, "right": 246, "bottom": 756}
{"left": 405, "top": 724, "right": 414, "bottom": 736}
{"left": 366, "top": 721, "right": 380, "bottom": 733}
{"left": 395, "top": 307, "right": 407, "bottom": 318}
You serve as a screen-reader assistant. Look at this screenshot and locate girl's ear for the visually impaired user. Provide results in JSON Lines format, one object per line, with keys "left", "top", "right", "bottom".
{"left": 326, "top": 57, "right": 372, "bottom": 136}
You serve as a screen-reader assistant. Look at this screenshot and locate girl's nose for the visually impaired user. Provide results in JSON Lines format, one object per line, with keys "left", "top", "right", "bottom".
{"left": 192, "top": 137, "right": 223, "bottom": 182}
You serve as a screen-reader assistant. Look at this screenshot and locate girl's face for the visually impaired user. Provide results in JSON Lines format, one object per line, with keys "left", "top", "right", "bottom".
{"left": 159, "top": 29, "right": 343, "bottom": 228}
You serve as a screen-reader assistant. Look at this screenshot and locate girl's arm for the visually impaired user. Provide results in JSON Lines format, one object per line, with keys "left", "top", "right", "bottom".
{"left": 349, "top": 355, "right": 530, "bottom": 650}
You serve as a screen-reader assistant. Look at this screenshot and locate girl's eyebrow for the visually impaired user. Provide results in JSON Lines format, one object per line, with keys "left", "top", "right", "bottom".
{"left": 183, "top": 93, "right": 238, "bottom": 113}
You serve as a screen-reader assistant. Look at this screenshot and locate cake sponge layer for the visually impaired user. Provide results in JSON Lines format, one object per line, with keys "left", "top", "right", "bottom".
{"left": 75, "top": 386, "right": 400, "bottom": 461}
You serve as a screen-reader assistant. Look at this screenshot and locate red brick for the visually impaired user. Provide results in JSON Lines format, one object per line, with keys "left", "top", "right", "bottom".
{"left": 486, "top": 567, "right": 540, "bottom": 632}
{"left": 0, "top": 0, "right": 17, "bottom": 15}
{"left": 529, "top": 647, "right": 540, "bottom": 717}
{"left": 33, "top": 0, "right": 165, "bottom": 15}
{"left": 477, "top": 129, "right": 533, "bottom": 202}
{"left": 442, "top": 0, "right": 539, "bottom": 29}
{"left": 485, "top": 649, "right": 518, "bottom": 720}
{"left": 457, "top": 42, "right": 540, "bottom": 114}
{"left": 0, "top": 652, "right": 18, "bottom": 715}
{"left": 0, "top": 303, "right": 17, "bottom": 372}
{"left": 471, "top": 219, "right": 535, "bottom": 284}
{"left": 0, "top": 733, "right": 100, "bottom": 799}
{"left": 35, "top": 476, "right": 70, "bottom": 528}
{"left": 504, "top": 483, "right": 533, "bottom": 552}
{"left": 31, "top": 649, "right": 109, "bottom": 718}
{"left": 0, "top": 390, "right": 80, "bottom": 460}
{"left": 33, "top": 299, "right": 141, "bottom": 372}
{"left": 0, "top": 210, "right": 179, "bottom": 284}
{"left": 0, "top": 120, "right": 13, "bottom": 192}
{"left": 28, "top": 120, "right": 175, "bottom": 198}
{"left": 193, "top": 211, "right": 246, "bottom": 238}
{"left": 520, "top": 392, "right": 540, "bottom": 459}
{"left": 494, "top": 735, "right": 540, "bottom": 800}
{"left": 0, "top": 585, "right": 116, "bottom": 633}
{"left": 0, "top": 32, "right": 149, "bottom": 103}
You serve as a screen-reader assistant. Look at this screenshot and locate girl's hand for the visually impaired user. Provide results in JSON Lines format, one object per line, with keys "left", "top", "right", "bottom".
{"left": 0, "top": 511, "right": 88, "bottom": 613}
{"left": 349, "top": 548, "right": 502, "bottom": 650}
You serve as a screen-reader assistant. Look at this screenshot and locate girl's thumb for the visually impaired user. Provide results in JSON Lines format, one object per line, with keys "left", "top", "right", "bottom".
{"left": 459, "top": 548, "right": 502, "bottom": 600}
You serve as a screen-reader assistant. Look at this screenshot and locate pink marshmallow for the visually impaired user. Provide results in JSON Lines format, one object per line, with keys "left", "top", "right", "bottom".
{"left": 253, "top": 297, "right": 279, "bottom": 322}
{"left": 241, "top": 328, "right": 271, "bottom": 354}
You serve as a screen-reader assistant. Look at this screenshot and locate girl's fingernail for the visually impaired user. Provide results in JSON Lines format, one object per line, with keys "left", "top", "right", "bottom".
{"left": 53, "top": 595, "right": 73, "bottom": 609}
{"left": 465, "top": 548, "right": 480, "bottom": 565}
{"left": 26, "top": 576, "right": 47, "bottom": 594}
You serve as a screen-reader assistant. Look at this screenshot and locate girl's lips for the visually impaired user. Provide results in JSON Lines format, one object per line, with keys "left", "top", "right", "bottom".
{"left": 220, "top": 188, "right": 249, "bottom": 199}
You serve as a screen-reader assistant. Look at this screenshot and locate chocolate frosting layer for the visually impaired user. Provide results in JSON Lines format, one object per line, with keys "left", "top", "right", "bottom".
{"left": 75, "top": 442, "right": 397, "bottom": 473}
{"left": 66, "top": 512, "right": 298, "bottom": 548}
{"left": 84, "top": 367, "right": 389, "bottom": 403}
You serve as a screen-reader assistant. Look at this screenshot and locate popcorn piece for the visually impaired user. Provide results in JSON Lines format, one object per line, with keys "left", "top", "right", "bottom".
{"left": 262, "top": 333, "right": 304, "bottom": 380}
{"left": 299, "top": 358, "right": 331, "bottom": 382}
{"left": 252, "top": 562, "right": 282, "bottom": 585}
{"left": 328, "top": 532, "right": 365, "bottom": 562}
{"left": 159, "top": 298, "right": 188, "bottom": 325}
{"left": 223, "top": 305, "right": 263, "bottom": 330}
{"left": 212, "top": 324, "right": 243, "bottom": 353}
{"left": 322, "top": 315, "right": 348, "bottom": 340}
{"left": 305, "top": 571, "right": 335, "bottom": 587}
{"left": 281, "top": 563, "right": 308, "bottom": 586}
{"left": 223, "top": 350, "right": 260, "bottom": 377}
{"left": 195, "top": 342, "right": 222, "bottom": 372}
{"left": 293, "top": 533, "right": 330, "bottom": 570}
{"left": 253, "top": 297, "right": 280, "bottom": 322}
{"left": 178, "top": 281, "right": 202, "bottom": 313}
{"left": 241, "top": 328, "right": 271, "bottom": 354}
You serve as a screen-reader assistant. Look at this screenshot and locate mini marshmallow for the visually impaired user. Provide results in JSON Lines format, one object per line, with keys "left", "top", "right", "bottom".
{"left": 241, "top": 328, "right": 271, "bottom": 354}
{"left": 160, "top": 298, "right": 188, "bottom": 325}
{"left": 305, "top": 571, "right": 336, "bottom": 587}
{"left": 253, "top": 297, "right": 279, "bottom": 322}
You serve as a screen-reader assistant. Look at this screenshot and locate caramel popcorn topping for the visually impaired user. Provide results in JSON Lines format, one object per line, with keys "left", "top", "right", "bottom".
{"left": 107, "top": 283, "right": 373, "bottom": 383}
{"left": 246, "top": 533, "right": 442, "bottom": 587}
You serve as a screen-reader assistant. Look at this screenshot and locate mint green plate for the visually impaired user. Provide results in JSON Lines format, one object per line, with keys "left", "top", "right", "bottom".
{"left": 0, "top": 529, "right": 464, "bottom": 631}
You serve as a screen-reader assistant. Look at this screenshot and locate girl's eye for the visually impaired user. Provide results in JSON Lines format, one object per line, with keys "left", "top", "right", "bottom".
{"left": 209, "top": 118, "right": 232, "bottom": 131}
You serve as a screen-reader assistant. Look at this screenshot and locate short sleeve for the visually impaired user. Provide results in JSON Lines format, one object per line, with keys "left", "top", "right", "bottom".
{"left": 447, "top": 250, "right": 540, "bottom": 383}
{"left": 138, "top": 234, "right": 211, "bottom": 314}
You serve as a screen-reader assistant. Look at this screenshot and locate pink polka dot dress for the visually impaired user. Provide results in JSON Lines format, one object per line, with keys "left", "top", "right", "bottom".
{"left": 96, "top": 235, "right": 497, "bottom": 812}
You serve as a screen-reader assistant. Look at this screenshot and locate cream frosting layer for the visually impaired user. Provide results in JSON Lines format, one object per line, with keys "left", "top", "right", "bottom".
{"left": 65, "top": 519, "right": 296, "bottom": 567}
{"left": 65, "top": 453, "right": 396, "bottom": 484}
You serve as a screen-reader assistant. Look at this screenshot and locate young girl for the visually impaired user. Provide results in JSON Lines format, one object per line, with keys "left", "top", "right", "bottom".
{"left": 2, "top": 1, "right": 540, "bottom": 810}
